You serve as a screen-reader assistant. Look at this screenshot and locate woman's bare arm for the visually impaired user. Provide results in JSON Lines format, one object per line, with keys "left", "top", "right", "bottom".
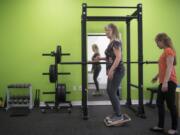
{"left": 164, "top": 56, "right": 174, "bottom": 83}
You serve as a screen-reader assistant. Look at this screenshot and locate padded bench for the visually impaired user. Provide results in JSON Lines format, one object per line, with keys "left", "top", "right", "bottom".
{"left": 146, "top": 86, "right": 158, "bottom": 108}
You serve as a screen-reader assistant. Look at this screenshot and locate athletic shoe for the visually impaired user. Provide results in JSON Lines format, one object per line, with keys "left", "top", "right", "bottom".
{"left": 105, "top": 114, "right": 116, "bottom": 121}
{"left": 167, "top": 129, "right": 178, "bottom": 135}
{"left": 107, "top": 114, "right": 124, "bottom": 123}
{"left": 92, "top": 91, "right": 102, "bottom": 96}
{"left": 150, "top": 126, "right": 164, "bottom": 132}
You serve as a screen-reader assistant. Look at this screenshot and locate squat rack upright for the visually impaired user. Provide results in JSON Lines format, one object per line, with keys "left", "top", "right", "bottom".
{"left": 81, "top": 3, "right": 145, "bottom": 119}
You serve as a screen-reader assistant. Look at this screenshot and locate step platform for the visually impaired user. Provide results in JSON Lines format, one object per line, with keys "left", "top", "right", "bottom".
{"left": 104, "top": 114, "right": 131, "bottom": 127}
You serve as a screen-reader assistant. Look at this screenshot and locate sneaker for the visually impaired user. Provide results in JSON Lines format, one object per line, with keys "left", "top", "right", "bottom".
{"left": 105, "top": 114, "right": 116, "bottom": 121}
{"left": 167, "top": 129, "right": 178, "bottom": 135}
{"left": 107, "top": 114, "right": 124, "bottom": 123}
{"left": 150, "top": 126, "right": 164, "bottom": 132}
{"left": 92, "top": 91, "right": 102, "bottom": 96}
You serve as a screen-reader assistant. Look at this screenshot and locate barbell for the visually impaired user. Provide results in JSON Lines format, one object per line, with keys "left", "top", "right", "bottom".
{"left": 59, "top": 61, "right": 158, "bottom": 65}
{"left": 43, "top": 61, "right": 157, "bottom": 83}
{"left": 42, "top": 46, "right": 158, "bottom": 65}
{"left": 42, "top": 45, "right": 158, "bottom": 83}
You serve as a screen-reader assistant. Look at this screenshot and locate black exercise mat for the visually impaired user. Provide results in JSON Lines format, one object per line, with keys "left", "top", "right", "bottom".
{"left": 9, "top": 107, "right": 30, "bottom": 117}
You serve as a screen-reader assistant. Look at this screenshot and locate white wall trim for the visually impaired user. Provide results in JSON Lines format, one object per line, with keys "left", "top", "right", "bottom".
{"left": 40, "top": 100, "right": 156, "bottom": 107}
{"left": 87, "top": 33, "right": 106, "bottom": 36}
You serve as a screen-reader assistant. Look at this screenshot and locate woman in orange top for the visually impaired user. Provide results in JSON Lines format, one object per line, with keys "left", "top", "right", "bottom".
{"left": 151, "top": 33, "right": 178, "bottom": 135}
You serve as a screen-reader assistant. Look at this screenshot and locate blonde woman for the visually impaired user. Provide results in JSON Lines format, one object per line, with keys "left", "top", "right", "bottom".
{"left": 98, "top": 23, "right": 125, "bottom": 123}
{"left": 151, "top": 33, "right": 178, "bottom": 135}
{"left": 91, "top": 44, "right": 102, "bottom": 96}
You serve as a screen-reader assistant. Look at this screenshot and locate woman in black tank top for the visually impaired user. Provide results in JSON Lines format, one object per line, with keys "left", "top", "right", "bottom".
{"left": 91, "top": 44, "right": 102, "bottom": 96}
{"left": 97, "top": 23, "right": 125, "bottom": 123}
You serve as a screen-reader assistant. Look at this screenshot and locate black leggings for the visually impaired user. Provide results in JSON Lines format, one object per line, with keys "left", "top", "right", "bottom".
{"left": 157, "top": 81, "right": 178, "bottom": 130}
{"left": 93, "top": 66, "right": 101, "bottom": 91}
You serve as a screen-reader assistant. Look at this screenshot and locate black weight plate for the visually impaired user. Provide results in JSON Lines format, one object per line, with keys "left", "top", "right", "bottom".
{"left": 56, "top": 84, "right": 66, "bottom": 102}
{"left": 49, "top": 64, "right": 57, "bottom": 83}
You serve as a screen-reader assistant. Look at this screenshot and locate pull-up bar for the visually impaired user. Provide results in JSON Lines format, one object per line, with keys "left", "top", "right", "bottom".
{"left": 87, "top": 16, "right": 137, "bottom": 22}
{"left": 86, "top": 6, "right": 137, "bottom": 9}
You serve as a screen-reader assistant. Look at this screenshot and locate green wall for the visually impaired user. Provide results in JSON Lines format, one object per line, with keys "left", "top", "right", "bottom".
{"left": 0, "top": 0, "right": 180, "bottom": 101}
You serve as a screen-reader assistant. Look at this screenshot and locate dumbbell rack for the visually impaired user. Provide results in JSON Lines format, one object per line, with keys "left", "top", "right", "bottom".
{"left": 6, "top": 84, "right": 33, "bottom": 110}
{"left": 42, "top": 45, "right": 72, "bottom": 113}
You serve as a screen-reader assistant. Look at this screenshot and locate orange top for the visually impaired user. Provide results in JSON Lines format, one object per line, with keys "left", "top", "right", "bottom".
{"left": 158, "top": 47, "right": 177, "bottom": 84}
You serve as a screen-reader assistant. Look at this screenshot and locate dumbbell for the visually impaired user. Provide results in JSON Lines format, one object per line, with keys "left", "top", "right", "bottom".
{"left": 23, "top": 99, "right": 29, "bottom": 104}
{"left": 17, "top": 99, "right": 23, "bottom": 104}
{"left": 22, "top": 96, "right": 30, "bottom": 100}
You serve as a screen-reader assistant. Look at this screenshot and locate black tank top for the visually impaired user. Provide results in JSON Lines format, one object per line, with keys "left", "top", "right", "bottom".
{"left": 92, "top": 53, "right": 101, "bottom": 70}
{"left": 105, "top": 40, "right": 123, "bottom": 71}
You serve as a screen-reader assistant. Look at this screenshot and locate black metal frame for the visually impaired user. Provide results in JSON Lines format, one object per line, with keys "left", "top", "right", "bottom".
{"left": 81, "top": 3, "right": 145, "bottom": 119}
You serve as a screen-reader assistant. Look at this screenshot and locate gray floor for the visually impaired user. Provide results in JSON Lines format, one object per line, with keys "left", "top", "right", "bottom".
{"left": 0, "top": 105, "right": 179, "bottom": 135}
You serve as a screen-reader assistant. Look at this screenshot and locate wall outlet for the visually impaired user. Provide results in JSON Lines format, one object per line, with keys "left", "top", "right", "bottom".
{"left": 78, "top": 85, "right": 82, "bottom": 91}
{"left": 73, "top": 85, "right": 77, "bottom": 91}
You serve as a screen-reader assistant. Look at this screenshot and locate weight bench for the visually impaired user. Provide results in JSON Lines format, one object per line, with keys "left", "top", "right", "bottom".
{"left": 146, "top": 86, "right": 158, "bottom": 108}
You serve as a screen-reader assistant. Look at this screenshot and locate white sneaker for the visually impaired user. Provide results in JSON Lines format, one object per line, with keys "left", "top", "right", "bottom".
{"left": 150, "top": 126, "right": 164, "bottom": 132}
{"left": 107, "top": 114, "right": 124, "bottom": 123}
{"left": 92, "top": 91, "right": 102, "bottom": 96}
{"left": 168, "top": 129, "right": 178, "bottom": 135}
{"left": 105, "top": 114, "right": 116, "bottom": 121}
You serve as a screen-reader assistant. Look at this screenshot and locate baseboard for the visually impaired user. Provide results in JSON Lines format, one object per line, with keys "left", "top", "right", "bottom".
{"left": 40, "top": 99, "right": 156, "bottom": 107}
